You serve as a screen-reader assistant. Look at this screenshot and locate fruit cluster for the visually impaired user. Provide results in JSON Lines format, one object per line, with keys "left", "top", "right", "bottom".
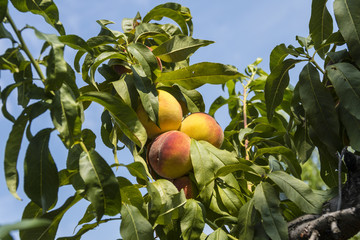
{"left": 136, "top": 90, "right": 224, "bottom": 198}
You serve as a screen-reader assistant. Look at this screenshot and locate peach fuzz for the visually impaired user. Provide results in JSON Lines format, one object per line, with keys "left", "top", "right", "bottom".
{"left": 172, "top": 175, "right": 196, "bottom": 199}
{"left": 136, "top": 90, "right": 183, "bottom": 139}
{"left": 148, "top": 131, "right": 192, "bottom": 179}
{"left": 180, "top": 112, "right": 224, "bottom": 148}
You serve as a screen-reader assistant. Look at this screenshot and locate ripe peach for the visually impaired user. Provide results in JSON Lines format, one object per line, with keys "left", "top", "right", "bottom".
{"left": 180, "top": 112, "right": 224, "bottom": 148}
{"left": 148, "top": 131, "right": 192, "bottom": 179}
{"left": 172, "top": 175, "right": 197, "bottom": 199}
{"left": 136, "top": 90, "right": 183, "bottom": 139}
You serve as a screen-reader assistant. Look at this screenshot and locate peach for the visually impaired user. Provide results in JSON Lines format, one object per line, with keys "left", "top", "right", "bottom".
{"left": 148, "top": 131, "right": 192, "bottom": 179}
{"left": 137, "top": 90, "right": 183, "bottom": 139}
{"left": 180, "top": 112, "right": 224, "bottom": 148}
{"left": 172, "top": 175, "right": 197, "bottom": 199}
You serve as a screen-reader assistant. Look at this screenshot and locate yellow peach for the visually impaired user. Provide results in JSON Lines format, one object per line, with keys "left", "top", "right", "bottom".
{"left": 137, "top": 90, "right": 183, "bottom": 139}
{"left": 180, "top": 112, "right": 224, "bottom": 148}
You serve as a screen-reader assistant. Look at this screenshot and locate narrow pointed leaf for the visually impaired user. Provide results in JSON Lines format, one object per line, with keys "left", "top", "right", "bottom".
{"left": 51, "top": 83, "right": 83, "bottom": 148}
{"left": 298, "top": 63, "right": 341, "bottom": 153}
{"left": 309, "top": 0, "right": 333, "bottom": 58}
{"left": 269, "top": 44, "right": 300, "bottom": 71}
{"left": 20, "top": 194, "right": 82, "bottom": 240}
{"left": 334, "top": 0, "right": 360, "bottom": 67}
{"left": 127, "top": 42, "right": 159, "bottom": 77}
{"left": 152, "top": 35, "right": 214, "bottom": 62}
{"left": 265, "top": 59, "right": 302, "bottom": 121}
{"left": 79, "top": 149, "right": 121, "bottom": 221}
{"left": 206, "top": 228, "right": 228, "bottom": 240}
{"left": 339, "top": 105, "right": 360, "bottom": 151}
{"left": 237, "top": 199, "right": 256, "bottom": 240}
{"left": 156, "top": 62, "right": 241, "bottom": 89}
{"left": 24, "top": 128, "right": 59, "bottom": 212}
{"left": 180, "top": 200, "right": 205, "bottom": 240}
{"left": 327, "top": 63, "right": 360, "bottom": 120}
{"left": 143, "top": 3, "right": 190, "bottom": 36}
{"left": 0, "top": 219, "right": 50, "bottom": 239}
{"left": 4, "top": 107, "right": 30, "bottom": 200}
{"left": 78, "top": 91, "right": 147, "bottom": 148}
{"left": 268, "top": 171, "right": 323, "bottom": 213}
{"left": 120, "top": 204, "right": 153, "bottom": 240}
{"left": 253, "top": 182, "right": 288, "bottom": 240}
{"left": 25, "top": 0, "right": 65, "bottom": 35}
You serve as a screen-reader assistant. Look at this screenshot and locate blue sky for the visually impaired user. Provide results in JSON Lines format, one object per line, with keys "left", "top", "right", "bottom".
{"left": 0, "top": 1, "right": 314, "bottom": 239}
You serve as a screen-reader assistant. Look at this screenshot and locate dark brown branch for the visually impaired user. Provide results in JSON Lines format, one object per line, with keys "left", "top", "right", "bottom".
{"left": 288, "top": 150, "right": 360, "bottom": 240}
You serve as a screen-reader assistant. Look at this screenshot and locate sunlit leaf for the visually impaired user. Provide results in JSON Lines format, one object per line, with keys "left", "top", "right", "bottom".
{"left": 152, "top": 35, "right": 213, "bottom": 62}
{"left": 78, "top": 91, "right": 147, "bottom": 149}
{"left": 120, "top": 204, "right": 153, "bottom": 240}
{"left": 206, "top": 228, "right": 228, "bottom": 240}
{"left": 0, "top": 219, "right": 50, "bottom": 239}
{"left": 156, "top": 62, "right": 241, "bottom": 89}
{"left": 143, "top": 3, "right": 191, "bottom": 36}
{"left": 20, "top": 194, "right": 82, "bottom": 240}
{"left": 180, "top": 200, "right": 205, "bottom": 240}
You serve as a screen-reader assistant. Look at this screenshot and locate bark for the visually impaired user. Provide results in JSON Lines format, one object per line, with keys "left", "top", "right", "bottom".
{"left": 288, "top": 150, "right": 360, "bottom": 240}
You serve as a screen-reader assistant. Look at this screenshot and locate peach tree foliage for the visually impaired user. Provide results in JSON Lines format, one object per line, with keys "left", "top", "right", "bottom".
{"left": 1, "top": 0, "right": 360, "bottom": 239}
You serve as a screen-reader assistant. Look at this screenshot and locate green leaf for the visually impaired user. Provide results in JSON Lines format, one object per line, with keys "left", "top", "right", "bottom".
{"left": 51, "top": 83, "right": 83, "bottom": 148}
{"left": 127, "top": 42, "right": 159, "bottom": 77}
{"left": 334, "top": 0, "right": 360, "bottom": 68}
{"left": 4, "top": 105, "right": 32, "bottom": 200}
{"left": 0, "top": 219, "right": 50, "bottom": 239}
{"left": 269, "top": 44, "right": 300, "bottom": 71}
{"left": 120, "top": 204, "right": 153, "bottom": 240}
{"left": 327, "top": 63, "right": 360, "bottom": 120}
{"left": 237, "top": 199, "right": 257, "bottom": 240}
{"left": 190, "top": 140, "right": 240, "bottom": 204}
{"left": 253, "top": 182, "right": 288, "bottom": 240}
{"left": 255, "top": 146, "right": 301, "bottom": 178}
{"left": 20, "top": 194, "right": 82, "bottom": 240}
{"left": 25, "top": 0, "right": 65, "bottom": 35}
{"left": 309, "top": 0, "right": 333, "bottom": 58}
{"left": 265, "top": 58, "right": 302, "bottom": 122}
{"left": 24, "top": 128, "right": 59, "bottom": 212}
{"left": 134, "top": 23, "right": 169, "bottom": 43}
{"left": 156, "top": 62, "right": 241, "bottom": 89}
{"left": 78, "top": 91, "right": 147, "bottom": 149}
{"left": 118, "top": 177, "right": 145, "bottom": 216}
{"left": 89, "top": 51, "right": 127, "bottom": 86}
{"left": 1, "top": 81, "right": 27, "bottom": 122}
{"left": 268, "top": 171, "right": 324, "bottom": 214}
{"left": 339, "top": 105, "right": 360, "bottom": 151}
{"left": 79, "top": 149, "right": 121, "bottom": 221}
{"left": 0, "top": 0, "right": 8, "bottom": 22}
{"left": 180, "top": 200, "right": 205, "bottom": 240}
{"left": 113, "top": 162, "right": 148, "bottom": 181}
{"left": 152, "top": 35, "right": 213, "bottom": 62}
{"left": 143, "top": 3, "right": 191, "bottom": 36}
{"left": 58, "top": 34, "right": 93, "bottom": 53}
{"left": 0, "top": 23, "right": 15, "bottom": 43}
{"left": 147, "top": 179, "right": 187, "bottom": 225}
{"left": 205, "top": 228, "right": 228, "bottom": 240}
{"left": 131, "top": 65, "right": 159, "bottom": 124}
{"left": 298, "top": 63, "right": 341, "bottom": 153}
